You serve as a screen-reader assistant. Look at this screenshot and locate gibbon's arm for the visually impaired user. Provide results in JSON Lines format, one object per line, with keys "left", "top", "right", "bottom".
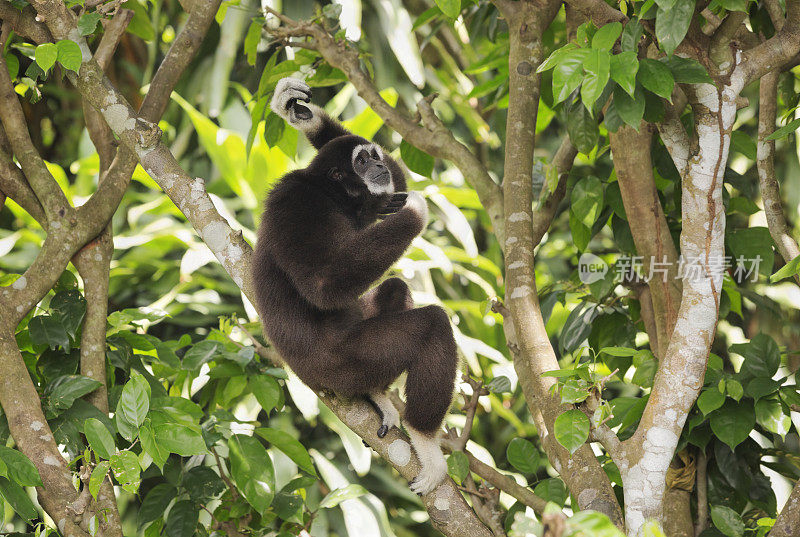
{"left": 270, "top": 78, "right": 351, "bottom": 149}
{"left": 277, "top": 192, "right": 428, "bottom": 310}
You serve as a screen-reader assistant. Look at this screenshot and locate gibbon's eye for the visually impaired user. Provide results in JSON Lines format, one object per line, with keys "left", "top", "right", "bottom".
{"left": 357, "top": 155, "right": 365, "bottom": 164}
{"left": 371, "top": 149, "right": 379, "bottom": 160}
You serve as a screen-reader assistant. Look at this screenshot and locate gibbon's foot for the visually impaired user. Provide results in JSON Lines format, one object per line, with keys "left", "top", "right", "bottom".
{"left": 407, "top": 426, "right": 447, "bottom": 495}
{"left": 368, "top": 392, "right": 401, "bottom": 438}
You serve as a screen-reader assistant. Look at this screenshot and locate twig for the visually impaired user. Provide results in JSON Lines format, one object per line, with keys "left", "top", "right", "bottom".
{"left": 694, "top": 449, "right": 708, "bottom": 535}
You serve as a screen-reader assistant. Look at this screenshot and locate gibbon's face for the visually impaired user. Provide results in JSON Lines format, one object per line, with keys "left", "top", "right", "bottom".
{"left": 317, "top": 136, "right": 395, "bottom": 198}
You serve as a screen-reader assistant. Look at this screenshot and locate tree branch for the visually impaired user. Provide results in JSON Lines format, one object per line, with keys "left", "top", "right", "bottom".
{"left": 499, "top": 0, "right": 623, "bottom": 526}
{"left": 531, "top": 138, "right": 578, "bottom": 247}
{"left": 0, "top": 3, "right": 50, "bottom": 43}
{"left": 0, "top": 51, "right": 69, "bottom": 221}
{"left": 756, "top": 69, "right": 800, "bottom": 279}
{"left": 0, "top": 128, "right": 46, "bottom": 224}
{"left": 770, "top": 478, "right": 800, "bottom": 537}
{"left": 742, "top": 0, "right": 800, "bottom": 83}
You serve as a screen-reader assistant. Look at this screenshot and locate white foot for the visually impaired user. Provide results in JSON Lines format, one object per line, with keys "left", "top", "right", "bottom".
{"left": 407, "top": 426, "right": 447, "bottom": 495}
{"left": 371, "top": 392, "right": 400, "bottom": 437}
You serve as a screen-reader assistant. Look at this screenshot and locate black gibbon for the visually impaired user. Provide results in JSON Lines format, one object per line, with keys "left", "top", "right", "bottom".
{"left": 252, "top": 78, "right": 458, "bottom": 494}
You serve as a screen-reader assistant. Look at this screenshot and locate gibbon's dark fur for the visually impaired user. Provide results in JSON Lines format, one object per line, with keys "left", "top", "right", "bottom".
{"left": 252, "top": 104, "right": 458, "bottom": 435}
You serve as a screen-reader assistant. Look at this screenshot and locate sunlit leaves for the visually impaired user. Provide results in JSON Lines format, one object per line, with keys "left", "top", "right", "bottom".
{"left": 318, "top": 484, "right": 368, "bottom": 509}
{"left": 554, "top": 409, "right": 590, "bottom": 454}
{"left": 591, "top": 22, "right": 622, "bottom": 51}
{"left": 56, "top": 40, "right": 82, "bottom": 73}
{"left": 228, "top": 434, "right": 275, "bottom": 512}
{"left": 34, "top": 43, "right": 57, "bottom": 73}
{"left": 89, "top": 461, "right": 110, "bottom": 499}
{"left": 110, "top": 450, "right": 141, "bottom": 494}
{"left": 697, "top": 388, "right": 725, "bottom": 415}
{"left": 581, "top": 49, "right": 610, "bottom": 111}
{"left": 84, "top": 418, "right": 116, "bottom": 459}
{"left": 434, "top": 0, "right": 461, "bottom": 19}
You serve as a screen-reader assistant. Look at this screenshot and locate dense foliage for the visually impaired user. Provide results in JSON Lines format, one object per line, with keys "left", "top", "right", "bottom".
{"left": 1, "top": 0, "right": 800, "bottom": 536}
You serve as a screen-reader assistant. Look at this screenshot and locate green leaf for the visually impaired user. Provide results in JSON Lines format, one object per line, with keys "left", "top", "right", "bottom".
{"left": 566, "top": 101, "right": 599, "bottom": 154}
{"left": 110, "top": 450, "right": 141, "bottom": 494}
{"left": 165, "top": 500, "right": 198, "bottom": 537}
{"left": 538, "top": 43, "right": 578, "bottom": 72}
{"left": 655, "top": 0, "right": 694, "bottom": 56}
{"left": 581, "top": 49, "right": 611, "bottom": 111}
{"left": 638, "top": 58, "right": 674, "bottom": 99}
{"left": 154, "top": 423, "right": 207, "bottom": 456}
{"left": 560, "top": 379, "right": 590, "bottom": 404}
{"left": 45, "top": 375, "right": 102, "bottom": 413}
{"left": 486, "top": 376, "right": 512, "bottom": 393}
{"left": 507, "top": 438, "right": 539, "bottom": 473}
{"left": 181, "top": 466, "right": 225, "bottom": 501}
{"left": 447, "top": 451, "right": 470, "bottom": 484}
{"left": 249, "top": 374, "right": 282, "bottom": 414}
{"left": 710, "top": 505, "right": 744, "bottom": 537}
{"left": 228, "top": 434, "right": 275, "bottom": 512}
{"left": 726, "top": 379, "right": 743, "bottom": 401}
{"left": 600, "top": 346, "right": 637, "bottom": 357}
{"left": 78, "top": 12, "right": 102, "bottom": 36}
{"left": 319, "top": 484, "right": 368, "bottom": 509}
{"left": 731, "top": 334, "right": 780, "bottom": 379}
{"left": 0, "top": 477, "right": 38, "bottom": 522}
{"left": 84, "top": 418, "right": 116, "bottom": 459}
{"left": 244, "top": 21, "right": 261, "bottom": 66}
{"left": 255, "top": 428, "right": 316, "bottom": 476}
{"left": 592, "top": 22, "right": 622, "bottom": 51}
{"left": 770, "top": 254, "right": 800, "bottom": 282}
{"left": 56, "top": 40, "right": 82, "bottom": 72}
{"left": 746, "top": 377, "right": 782, "bottom": 401}
{"left": 553, "top": 48, "right": 591, "bottom": 104}
{"left": 614, "top": 85, "right": 645, "bottom": 129}
{"left": 663, "top": 55, "right": 713, "bottom": 84}
{"left": 139, "top": 421, "right": 168, "bottom": 469}
{"left": 400, "top": 140, "right": 435, "bottom": 177}
{"left": 139, "top": 484, "right": 177, "bottom": 526}
{"left": 34, "top": 43, "right": 58, "bottom": 73}
{"left": 710, "top": 399, "right": 755, "bottom": 450}
{"left": 5, "top": 53, "right": 19, "bottom": 80}
{"left": 182, "top": 340, "right": 221, "bottom": 370}
{"left": 118, "top": 374, "right": 150, "bottom": 428}
{"left": 434, "top": 0, "right": 461, "bottom": 19}
{"left": 719, "top": 0, "right": 748, "bottom": 11}
{"left": 766, "top": 117, "right": 800, "bottom": 140}
{"left": 89, "top": 461, "right": 110, "bottom": 499}
{"left": 0, "top": 446, "right": 42, "bottom": 487}
{"left": 50, "top": 290, "right": 86, "bottom": 339}
{"left": 534, "top": 478, "right": 568, "bottom": 505}
{"left": 571, "top": 176, "right": 604, "bottom": 228}
{"left": 755, "top": 398, "right": 791, "bottom": 439}
{"left": 29, "top": 315, "right": 70, "bottom": 350}
{"left": 621, "top": 18, "right": 643, "bottom": 52}
{"left": 697, "top": 388, "right": 725, "bottom": 415}
{"left": 554, "top": 409, "right": 590, "bottom": 454}
{"left": 610, "top": 51, "right": 639, "bottom": 96}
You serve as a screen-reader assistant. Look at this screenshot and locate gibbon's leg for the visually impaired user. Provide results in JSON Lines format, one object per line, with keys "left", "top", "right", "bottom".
{"left": 359, "top": 277, "right": 414, "bottom": 319}
{"left": 365, "top": 391, "right": 401, "bottom": 438}
{"left": 333, "top": 305, "right": 458, "bottom": 494}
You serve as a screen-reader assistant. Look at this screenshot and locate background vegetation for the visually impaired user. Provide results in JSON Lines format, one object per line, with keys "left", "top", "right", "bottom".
{"left": 1, "top": 0, "right": 800, "bottom": 536}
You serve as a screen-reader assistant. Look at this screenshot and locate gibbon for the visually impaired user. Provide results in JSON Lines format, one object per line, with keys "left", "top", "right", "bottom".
{"left": 252, "top": 78, "right": 458, "bottom": 494}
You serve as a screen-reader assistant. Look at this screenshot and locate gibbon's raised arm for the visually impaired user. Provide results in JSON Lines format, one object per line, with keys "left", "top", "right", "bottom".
{"left": 271, "top": 77, "right": 351, "bottom": 149}
{"left": 271, "top": 78, "right": 409, "bottom": 192}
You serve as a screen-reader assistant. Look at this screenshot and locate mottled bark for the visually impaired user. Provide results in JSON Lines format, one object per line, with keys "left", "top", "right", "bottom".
{"left": 609, "top": 125, "right": 681, "bottom": 359}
